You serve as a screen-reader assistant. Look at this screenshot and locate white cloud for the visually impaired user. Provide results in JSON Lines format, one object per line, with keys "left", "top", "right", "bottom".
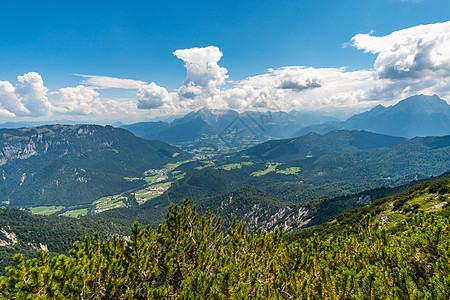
{"left": 231, "top": 22, "right": 450, "bottom": 112}
{"left": 75, "top": 74, "right": 147, "bottom": 89}
{"left": 274, "top": 67, "right": 322, "bottom": 91}
{"left": 350, "top": 21, "right": 450, "bottom": 79}
{"left": 173, "top": 46, "right": 228, "bottom": 102}
{"left": 137, "top": 82, "right": 173, "bottom": 109}
{"left": 0, "top": 72, "right": 52, "bottom": 117}
{"left": 53, "top": 86, "right": 149, "bottom": 119}
{"left": 240, "top": 67, "right": 380, "bottom": 111}
{"left": 0, "top": 81, "right": 28, "bottom": 116}
{"left": 241, "top": 66, "right": 323, "bottom": 91}
{"left": 217, "top": 85, "right": 260, "bottom": 109}
{"left": 0, "top": 108, "right": 16, "bottom": 118}
{"left": 15, "top": 72, "right": 52, "bottom": 116}
{"left": 54, "top": 85, "right": 102, "bottom": 115}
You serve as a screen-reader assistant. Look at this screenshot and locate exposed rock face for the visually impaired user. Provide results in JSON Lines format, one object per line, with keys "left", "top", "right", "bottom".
{"left": 241, "top": 204, "right": 311, "bottom": 233}
{"left": 0, "top": 228, "right": 18, "bottom": 246}
{"left": 39, "top": 243, "right": 48, "bottom": 251}
{"left": 356, "top": 195, "right": 372, "bottom": 205}
{"left": 0, "top": 136, "right": 41, "bottom": 165}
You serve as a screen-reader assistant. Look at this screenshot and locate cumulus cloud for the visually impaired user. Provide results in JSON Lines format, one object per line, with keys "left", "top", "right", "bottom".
{"left": 350, "top": 21, "right": 450, "bottom": 79}
{"left": 137, "top": 82, "right": 173, "bottom": 109}
{"left": 0, "top": 72, "right": 51, "bottom": 117}
{"left": 218, "top": 85, "right": 260, "bottom": 109}
{"left": 52, "top": 86, "right": 146, "bottom": 119}
{"left": 54, "top": 85, "right": 102, "bottom": 115}
{"left": 241, "top": 66, "right": 385, "bottom": 111}
{"left": 241, "top": 66, "right": 323, "bottom": 91}
{"left": 75, "top": 74, "right": 147, "bottom": 89}
{"left": 275, "top": 67, "right": 322, "bottom": 91}
{"left": 173, "top": 46, "right": 228, "bottom": 101}
{"left": 0, "top": 108, "right": 16, "bottom": 118}
{"left": 234, "top": 22, "right": 450, "bottom": 111}
{"left": 14, "top": 72, "right": 52, "bottom": 116}
{"left": 169, "top": 28, "right": 450, "bottom": 112}
{"left": 0, "top": 81, "right": 28, "bottom": 116}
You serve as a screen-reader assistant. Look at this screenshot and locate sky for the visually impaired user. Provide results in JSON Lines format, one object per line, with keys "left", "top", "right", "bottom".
{"left": 0, "top": 0, "right": 449, "bottom": 123}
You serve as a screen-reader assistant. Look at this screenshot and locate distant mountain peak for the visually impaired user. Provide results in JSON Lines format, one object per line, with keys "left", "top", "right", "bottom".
{"left": 297, "top": 94, "right": 450, "bottom": 138}
{"left": 112, "top": 121, "right": 126, "bottom": 127}
{"left": 372, "top": 104, "right": 385, "bottom": 111}
{"left": 194, "top": 107, "right": 238, "bottom": 115}
{"left": 390, "top": 94, "right": 449, "bottom": 114}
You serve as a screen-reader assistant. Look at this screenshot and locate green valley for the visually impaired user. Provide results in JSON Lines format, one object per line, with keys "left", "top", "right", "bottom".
{"left": 0, "top": 124, "right": 192, "bottom": 209}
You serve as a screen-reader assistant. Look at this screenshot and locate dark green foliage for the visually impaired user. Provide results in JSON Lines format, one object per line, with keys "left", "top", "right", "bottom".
{"left": 1, "top": 198, "right": 449, "bottom": 299}
{"left": 428, "top": 179, "right": 450, "bottom": 194}
{"left": 0, "top": 208, "right": 129, "bottom": 275}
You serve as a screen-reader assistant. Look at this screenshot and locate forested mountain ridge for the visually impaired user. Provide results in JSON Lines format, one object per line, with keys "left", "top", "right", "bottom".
{"left": 242, "top": 130, "right": 406, "bottom": 161}
{"left": 1, "top": 177, "right": 448, "bottom": 299}
{"left": 158, "top": 133, "right": 450, "bottom": 207}
{"left": 0, "top": 124, "right": 191, "bottom": 207}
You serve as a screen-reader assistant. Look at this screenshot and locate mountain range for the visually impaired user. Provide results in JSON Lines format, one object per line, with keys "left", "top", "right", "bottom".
{"left": 297, "top": 94, "right": 450, "bottom": 138}
{"left": 3, "top": 94, "right": 447, "bottom": 148}
{"left": 120, "top": 108, "right": 338, "bottom": 146}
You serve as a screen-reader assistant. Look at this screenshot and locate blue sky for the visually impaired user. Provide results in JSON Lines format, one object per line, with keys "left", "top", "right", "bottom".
{"left": 0, "top": 0, "right": 449, "bottom": 122}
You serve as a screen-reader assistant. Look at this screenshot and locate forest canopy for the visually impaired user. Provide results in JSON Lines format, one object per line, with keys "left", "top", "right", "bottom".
{"left": 1, "top": 198, "right": 449, "bottom": 299}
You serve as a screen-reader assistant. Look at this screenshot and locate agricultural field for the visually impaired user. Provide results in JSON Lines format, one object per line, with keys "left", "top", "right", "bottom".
{"left": 92, "top": 196, "right": 126, "bottom": 214}
{"left": 251, "top": 162, "right": 282, "bottom": 176}
{"left": 218, "top": 163, "right": 243, "bottom": 171}
{"left": 60, "top": 208, "right": 88, "bottom": 218}
{"left": 195, "top": 160, "right": 216, "bottom": 170}
{"left": 135, "top": 182, "right": 172, "bottom": 205}
{"left": 124, "top": 177, "right": 142, "bottom": 182}
{"left": 172, "top": 172, "right": 186, "bottom": 180}
{"left": 276, "top": 167, "right": 301, "bottom": 175}
{"left": 28, "top": 206, "right": 64, "bottom": 215}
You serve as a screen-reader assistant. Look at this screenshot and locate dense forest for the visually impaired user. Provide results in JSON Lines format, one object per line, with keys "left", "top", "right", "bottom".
{"left": 1, "top": 177, "right": 449, "bottom": 299}
{"left": 0, "top": 209, "right": 130, "bottom": 274}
